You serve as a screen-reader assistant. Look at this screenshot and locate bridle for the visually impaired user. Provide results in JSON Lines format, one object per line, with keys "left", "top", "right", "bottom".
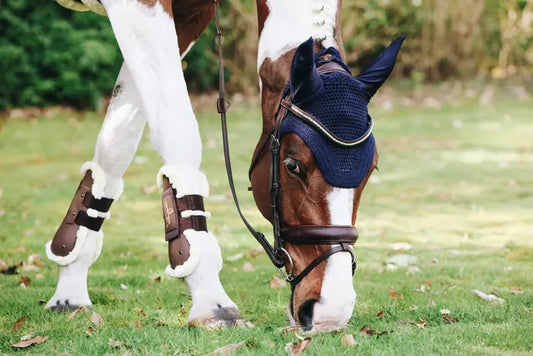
{"left": 213, "top": 1, "right": 373, "bottom": 316}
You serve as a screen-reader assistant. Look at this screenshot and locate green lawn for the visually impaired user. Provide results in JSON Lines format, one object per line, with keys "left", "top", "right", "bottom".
{"left": 0, "top": 86, "right": 532, "bottom": 355}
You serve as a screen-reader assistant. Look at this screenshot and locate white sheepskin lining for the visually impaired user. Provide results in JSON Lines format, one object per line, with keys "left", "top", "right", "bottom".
{"left": 165, "top": 230, "right": 203, "bottom": 278}
{"left": 81, "top": 161, "right": 123, "bottom": 200}
{"left": 157, "top": 165, "right": 209, "bottom": 198}
{"left": 46, "top": 226, "right": 89, "bottom": 266}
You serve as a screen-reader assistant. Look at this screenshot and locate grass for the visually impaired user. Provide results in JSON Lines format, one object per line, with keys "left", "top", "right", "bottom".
{"left": 0, "top": 87, "right": 532, "bottom": 355}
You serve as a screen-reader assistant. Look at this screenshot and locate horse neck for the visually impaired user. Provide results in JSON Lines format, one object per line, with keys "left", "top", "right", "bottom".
{"left": 255, "top": 0, "right": 344, "bottom": 134}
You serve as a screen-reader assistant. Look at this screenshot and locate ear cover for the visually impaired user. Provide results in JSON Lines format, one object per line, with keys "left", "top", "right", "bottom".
{"left": 356, "top": 35, "right": 405, "bottom": 99}
{"left": 290, "top": 37, "right": 324, "bottom": 104}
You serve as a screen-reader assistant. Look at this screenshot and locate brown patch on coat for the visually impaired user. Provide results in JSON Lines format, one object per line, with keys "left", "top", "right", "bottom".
{"left": 256, "top": 0, "right": 270, "bottom": 36}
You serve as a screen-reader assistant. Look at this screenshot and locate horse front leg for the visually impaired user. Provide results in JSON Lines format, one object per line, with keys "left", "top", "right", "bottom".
{"left": 46, "top": 64, "right": 146, "bottom": 310}
{"left": 100, "top": 0, "right": 243, "bottom": 328}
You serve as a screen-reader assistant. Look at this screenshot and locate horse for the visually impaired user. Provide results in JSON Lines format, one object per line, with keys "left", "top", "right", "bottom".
{"left": 46, "top": 0, "right": 403, "bottom": 333}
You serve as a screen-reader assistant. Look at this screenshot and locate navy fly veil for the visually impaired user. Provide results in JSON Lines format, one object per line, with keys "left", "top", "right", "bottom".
{"left": 280, "top": 47, "right": 374, "bottom": 188}
{"left": 279, "top": 36, "right": 404, "bottom": 188}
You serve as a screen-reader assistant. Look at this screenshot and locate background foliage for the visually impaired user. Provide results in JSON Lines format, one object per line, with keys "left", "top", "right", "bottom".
{"left": 1, "top": 0, "right": 532, "bottom": 109}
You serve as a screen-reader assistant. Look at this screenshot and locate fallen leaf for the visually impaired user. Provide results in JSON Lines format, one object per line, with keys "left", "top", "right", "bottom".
{"left": 341, "top": 334, "right": 358, "bottom": 347}
{"left": 134, "top": 320, "right": 142, "bottom": 328}
{"left": 91, "top": 312, "right": 104, "bottom": 327}
{"left": 270, "top": 276, "right": 287, "bottom": 288}
{"left": 20, "top": 334, "right": 33, "bottom": 341}
{"left": 409, "top": 305, "right": 418, "bottom": 311}
{"left": 28, "top": 254, "right": 45, "bottom": 267}
{"left": 442, "top": 314, "right": 459, "bottom": 323}
{"left": 249, "top": 248, "right": 262, "bottom": 257}
{"left": 389, "top": 287, "right": 404, "bottom": 300}
{"left": 415, "top": 285, "right": 426, "bottom": 293}
{"left": 133, "top": 307, "right": 146, "bottom": 316}
{"left": 120, "top": 283, "right": 128, "bottom": 290}
{"left": 426, "top": 279, "right": 432, "bottom": 288}
{"left": 416, "top": 318, "right": 427, "bottom": 329}
{"left": 428, "top": 300, "right": 436, "bottom": 307}
{"left": 150, "top": 276, "right": 161, "bottom": 283}
{"left": 142, "top": 185, "right": 158, "bottom": 195}
{"left": 243, "top": 262, "right": 254, "bottom": 272}
{"left": 108, "top": 338, "right": 121, "bottom": 348}
{"left": 472, "top": 289, "right": 505, "bottom": 304}
{"left": 19, "top": 275, "right": 31, "bottom": 287}
{"left": 359, "top": 324, "right": 388, "bottom": 337}
{"left": 212, "top": 341, "right": 245, "bottom": 355}
{"left": 511, "top": 287, "right": 524, "bottom": 294}
{"left": 2, "top": 262, "right": 21, "bottom": 275}
{"left": 407, "top": 266, "right": 421, "bottom": 274}
{"left": 377, "top": 311, "right": 388, "bottom": 318}
{"left": 86, "top": 326, "right": 95, "bottom": 336}
{"left": 35, "top": 273, "right": 44, "bottom": 279}
{"left": 11, "top": 335, "right": 48, "bottom": 348}
{"left": 12, "top": 316, "right": 26, "bottom": 331}
{"left": 225, "top": 253, "right": 244, "bottom": 262}
{"left": 68, "top": 307, "right": 85, "bottom": 320}
{"left": 386, "top": 254, "right": 417, "bottom": 268}
{"left": 440, "top": 308, "right": 451, "bottom": 315}
{"left": 391, "top": 242, "right": 411, "bottom": 251}
{"left": 285, "top": 338, "right": 312, "bottom": 355}
{"left": 0, "top": 259, "right": 7, "bottom": 272}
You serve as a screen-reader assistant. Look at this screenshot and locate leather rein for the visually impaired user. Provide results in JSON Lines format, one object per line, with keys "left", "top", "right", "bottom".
{"left": 213, "top": 1, "right": 372, "bottom": 309}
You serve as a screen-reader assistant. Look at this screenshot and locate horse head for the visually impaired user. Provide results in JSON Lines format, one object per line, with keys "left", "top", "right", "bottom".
{"left": 251, "top": 35, "right": 404, "bottom": 332}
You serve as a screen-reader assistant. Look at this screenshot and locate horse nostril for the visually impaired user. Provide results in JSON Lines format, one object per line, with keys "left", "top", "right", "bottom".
{"left": 298, "top": 299, "right": 318, "bottom": 331}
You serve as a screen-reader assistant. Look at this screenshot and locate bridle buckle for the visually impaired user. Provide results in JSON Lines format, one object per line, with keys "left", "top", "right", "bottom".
{"left": 276, "top": 247, "right": 294, "bottom": 282}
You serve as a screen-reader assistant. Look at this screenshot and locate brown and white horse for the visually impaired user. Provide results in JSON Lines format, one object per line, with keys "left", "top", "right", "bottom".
{"left": 46, "top": 0, "right": 401, "bottom": 332}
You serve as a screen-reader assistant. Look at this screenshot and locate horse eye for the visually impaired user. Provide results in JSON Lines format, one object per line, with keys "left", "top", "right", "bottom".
{"left": 285, "top": 159, "right": 304, "bottom": 178}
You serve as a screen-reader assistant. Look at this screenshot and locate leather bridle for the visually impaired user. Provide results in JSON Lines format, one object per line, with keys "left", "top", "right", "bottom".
{"left": 213, "top": 1, "right": 373, "bottom": 317}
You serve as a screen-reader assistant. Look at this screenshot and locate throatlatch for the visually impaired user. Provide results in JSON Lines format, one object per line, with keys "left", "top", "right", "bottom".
{"left": 46, "top": 162, "right": 121, "bottom": 265}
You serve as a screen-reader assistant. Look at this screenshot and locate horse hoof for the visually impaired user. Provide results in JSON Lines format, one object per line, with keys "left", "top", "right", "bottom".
{"left": 188, "top": 306, "right": 252, "bottom": 330}
{"left": 45, "top": 297, "right": 91, "bottom": 312}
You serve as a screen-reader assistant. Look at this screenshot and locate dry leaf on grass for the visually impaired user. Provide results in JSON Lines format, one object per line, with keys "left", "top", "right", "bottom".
{"left": 442, "top": 314, "right": 459, "bottom": 323}
{"left": 511, "top": 287, "right": 524, "bottom": 294}
{"left": 68, "top": 307, "right": 86, "bottom": 320}
{"left": 133, "top": 307, "right": 146, "bottom": 316}
{"left": 341, "top": 334, "right": 358, "bottom": 347}
{"left": 416, "top": 318, "right": 427, "bottom": 329}
{"left": 391, "top": 242, "right": 411, "bottom": 251}
{"left": 270, "top": 276, "right": 287, "bottom": 288}
{"left": 415, "top": 285, "right": 426, "bottom": 293}
{"left": 409, "top": 305, "right": 418, "bottom": 311}
{"left": 377, "top": 311, "right": 388, "bottom": 317}
{"left": 91, "top": 312, "right": 104, "bottom": 327}
{"left": 86, "top": 326, "right": 95, "bottom": 336}
{"left": 285, "top": 338, "right": 312, "bottom": 355}
{"left": 120, "top": 283, "right": 128, "bottom": 290}
{"left": 11, "top": 335, "right": 48, "bottom": 348}
{"left": 440, "top": 308, "right": 451, "bottom": 315}
{"left": 142, "top": 185, "right": 158, "bottom": 195}
{"left": 211, "top": 341, "right": 245, "bottom": 355}
{"left": 242, "top": 262, "right": 254, "bottom": 272}
{"left": 12, "top": 316, "right": 26, "bottom": 331}
{"left": 249, "top": 248, "right": 262, "bottom": 257}
{"left": 225, "top": 253, "right": 244, "bottom": 262}
{"left": 472, "top": 289, "right": 505, "bottom": 304}
{"left": 150, "top": 276, "right": 161, "bottom": 283}
{"left": 19, "top": 275, "right": 31, "bottom": 287}
{"left": 28, "top": 254, "right": 45, "bottom": 267}
{"left": 389, "top": 287, "right": 404, "bottom": 300}
{"left": 0, "top": 259, "right": 7, "bottom": 272}
{"left": 359, "top": 324, "right": 388, "bottom": 337}
{"left": 108, "top": 338, "right": 121, "bottom": 348}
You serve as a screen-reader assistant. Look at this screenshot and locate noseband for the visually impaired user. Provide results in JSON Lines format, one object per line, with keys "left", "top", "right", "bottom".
{"left": 214, "top": 1, "right": 373, "bottom": 317}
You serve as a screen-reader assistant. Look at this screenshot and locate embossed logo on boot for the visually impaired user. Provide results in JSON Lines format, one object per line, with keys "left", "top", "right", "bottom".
{"left": 162, "top": 196, "right": 177, "bottom": 231}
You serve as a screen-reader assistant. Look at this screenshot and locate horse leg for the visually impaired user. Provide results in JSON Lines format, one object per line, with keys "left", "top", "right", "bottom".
{"left": 99, "top": 0, "right": 243, "bottom": 328}
{"left": 46, "top": 64, "right": 146, "bottom": 310}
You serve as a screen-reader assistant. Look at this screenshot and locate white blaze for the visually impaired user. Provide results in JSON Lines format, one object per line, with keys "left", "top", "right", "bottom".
{"left": 312, "top": 188, "right": 357, "bottom": 329}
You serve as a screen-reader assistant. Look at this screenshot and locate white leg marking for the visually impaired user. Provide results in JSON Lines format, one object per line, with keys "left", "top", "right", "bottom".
{"left": 258, "top": 0, "right": 339, "bottom": 69}
{"left": 47, "top": 64, "right": 145, "bottom": 309}
{"left": 100, "top": 0, "right": 239, "bottom": 323}
{"left": 312, "top": 188, "right": 356, "bottom": 329}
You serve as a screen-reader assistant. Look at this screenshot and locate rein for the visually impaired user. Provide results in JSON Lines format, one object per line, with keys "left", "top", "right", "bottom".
{"left": 213, "top": 1, "right": 371, "bottom": 315}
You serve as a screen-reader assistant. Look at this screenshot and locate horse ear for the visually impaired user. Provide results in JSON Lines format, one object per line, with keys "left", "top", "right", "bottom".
{"left": 356, "top": 35, "right": 405, "bottom": 100}
{"left": 290, "top": 37, "right": 323, "bottom": 103}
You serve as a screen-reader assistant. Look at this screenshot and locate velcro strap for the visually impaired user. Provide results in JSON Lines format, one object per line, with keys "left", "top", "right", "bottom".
{"left": 82, "top": 191, "right": 113, "bottom": 212}
{"left": 74, "top": 210, "right": 105, "bottom": 231}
